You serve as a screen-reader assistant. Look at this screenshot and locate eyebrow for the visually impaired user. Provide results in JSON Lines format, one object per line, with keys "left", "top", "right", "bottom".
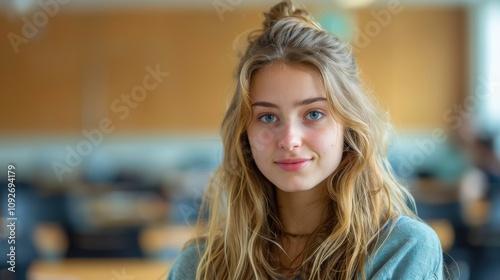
{"left": 251, "top": 97, "right": 327, "bottom": 108}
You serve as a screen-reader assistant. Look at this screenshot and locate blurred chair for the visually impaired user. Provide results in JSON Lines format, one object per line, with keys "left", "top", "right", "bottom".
{"left": 139, "top": 225, "right": 195, "bottom": 261}
{"left": 412, "top": 176, "right": 468, "bottom": 280}
{"left": 33, "top": 223, "right": 68, "bottom": 261}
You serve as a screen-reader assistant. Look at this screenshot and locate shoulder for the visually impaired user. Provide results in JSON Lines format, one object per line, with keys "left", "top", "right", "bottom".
{"left": 383, "top": 216, "right": 441, "bottom": 246}
{"left": 364, "top": 216, "right": 444, "bottom": 279}
{"left": 167, "top": 244, "right": 203, "bottom": 280}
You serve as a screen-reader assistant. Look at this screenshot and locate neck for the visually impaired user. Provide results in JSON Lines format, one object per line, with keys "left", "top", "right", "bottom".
{"left": 276, "top": 183, "right": 329, "bottom": 235}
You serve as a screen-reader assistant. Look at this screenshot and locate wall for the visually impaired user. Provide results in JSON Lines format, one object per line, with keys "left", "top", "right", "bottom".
{"left": 0, "top": 5, "right": 466, "bottom": 135}
{"left": 355, "top": 7, "right": 467, "bottom": 130}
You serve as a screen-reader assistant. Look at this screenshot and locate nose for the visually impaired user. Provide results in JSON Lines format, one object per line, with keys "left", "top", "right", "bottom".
{"left": 278, "top": 121, "right": 302, "bottom": 151}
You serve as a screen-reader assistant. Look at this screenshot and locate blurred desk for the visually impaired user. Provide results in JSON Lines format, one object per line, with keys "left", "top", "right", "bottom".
{"left": 27, "top": 259, "right": 171, "bottom": 280}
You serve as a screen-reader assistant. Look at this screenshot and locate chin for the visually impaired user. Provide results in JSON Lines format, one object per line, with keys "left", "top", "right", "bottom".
{"left": 273, "top": 181, "right": 318, "bottom": 193}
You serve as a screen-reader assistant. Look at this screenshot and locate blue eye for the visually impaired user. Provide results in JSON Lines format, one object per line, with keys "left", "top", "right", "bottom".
{"left": 259, "top": 114, "right": 277, "bottom": 123}
{"left": 306, "top": 110, "right": 324, "bottom": 121}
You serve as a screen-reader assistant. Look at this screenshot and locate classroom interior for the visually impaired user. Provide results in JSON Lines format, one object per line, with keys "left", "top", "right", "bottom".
{"left": 0, "top": 0, "right": 499, "bottom": 279}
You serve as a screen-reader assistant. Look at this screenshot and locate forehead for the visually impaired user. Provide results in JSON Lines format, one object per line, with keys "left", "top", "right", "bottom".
{"left": 249, "top": 63, "right": 327, "bottom": 102}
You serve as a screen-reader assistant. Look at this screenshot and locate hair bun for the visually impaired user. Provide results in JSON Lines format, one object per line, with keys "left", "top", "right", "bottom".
{"left": 263, "top": 0, "right": 313, "bottom": 30}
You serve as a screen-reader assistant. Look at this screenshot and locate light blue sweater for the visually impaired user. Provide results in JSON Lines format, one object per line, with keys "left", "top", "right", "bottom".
{"left": 167, "top": 216, "right": 444, "bottom": 279}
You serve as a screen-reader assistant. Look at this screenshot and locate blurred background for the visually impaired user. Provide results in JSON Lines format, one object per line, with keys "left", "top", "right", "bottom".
{"left": 0, "top": 0, "right": 499, "bottom": 279}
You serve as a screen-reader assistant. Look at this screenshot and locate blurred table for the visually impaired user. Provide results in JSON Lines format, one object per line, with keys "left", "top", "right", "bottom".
{"left": 27, "top": 259, "right": 171, "bottom": 280}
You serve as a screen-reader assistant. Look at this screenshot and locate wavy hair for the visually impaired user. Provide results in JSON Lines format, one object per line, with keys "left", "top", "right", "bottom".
{"left": 190, "top": 1, "right": 417, "bottom": 279}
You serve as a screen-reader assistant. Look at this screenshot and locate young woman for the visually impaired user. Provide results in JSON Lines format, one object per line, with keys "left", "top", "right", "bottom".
{"left": 168, "top": 1, "right": 443, "bottom": 279}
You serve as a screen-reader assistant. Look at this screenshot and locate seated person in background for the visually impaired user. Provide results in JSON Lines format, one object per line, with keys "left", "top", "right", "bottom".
{"left": 168, "top": 1, "right": 444, "bottom": 279}
{"left": 458, "top": 120, "right": 500, "bottom": 229}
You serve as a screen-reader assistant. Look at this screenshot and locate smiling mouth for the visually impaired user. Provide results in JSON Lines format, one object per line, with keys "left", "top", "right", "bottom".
{"left": 275, "top": 159, "right": 311, "bottom": 171}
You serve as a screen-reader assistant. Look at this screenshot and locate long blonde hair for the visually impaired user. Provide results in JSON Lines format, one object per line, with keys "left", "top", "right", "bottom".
{"left": 191, "top": 1, "right": 417, "bottom": 279}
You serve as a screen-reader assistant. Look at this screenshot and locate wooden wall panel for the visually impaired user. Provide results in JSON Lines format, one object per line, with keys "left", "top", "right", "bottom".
{"left": 0, "top": 6, "right": 466, "bottom": 134}
{"left": 0, "top": 14, "right": 84, "bottom": 134}
{"left": 355, "top": 7, "right": 467, "bottom": 130}
{"left": 0, "top": 7, "right": 266, "bottom": 134}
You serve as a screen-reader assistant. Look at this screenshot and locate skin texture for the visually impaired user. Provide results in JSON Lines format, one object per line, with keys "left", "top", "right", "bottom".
{"left": 247, "top": 62, "right": 344, "bottom": 236}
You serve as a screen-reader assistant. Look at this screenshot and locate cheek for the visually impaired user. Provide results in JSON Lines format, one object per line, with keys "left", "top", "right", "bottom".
{"left": 309, "top": 126, "right": 344, "bottom": 156}
{"left": 248, "top": 125, "right": 275, "bottom": 155}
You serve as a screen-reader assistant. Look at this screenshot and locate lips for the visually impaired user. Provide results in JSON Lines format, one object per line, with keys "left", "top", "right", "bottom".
{"left": 275, "top": 158, "right": 311, "bottom": 171}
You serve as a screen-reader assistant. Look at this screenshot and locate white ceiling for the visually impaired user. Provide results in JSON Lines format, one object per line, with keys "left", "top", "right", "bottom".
{"left": 0, "top": 0, "right": 490, "bottom": 15}
{"left": 36, "top": 0, "right": 488, "bottom": 6}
